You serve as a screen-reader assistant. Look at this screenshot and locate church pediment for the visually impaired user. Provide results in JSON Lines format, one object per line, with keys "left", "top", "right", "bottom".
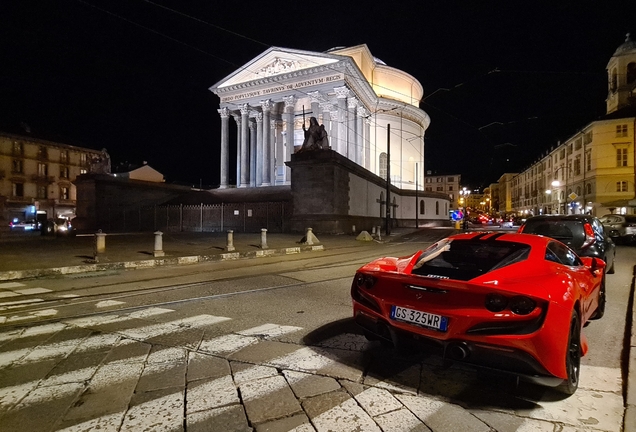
{"left": 211, "top": 47, "right": 342, "bottom": 90}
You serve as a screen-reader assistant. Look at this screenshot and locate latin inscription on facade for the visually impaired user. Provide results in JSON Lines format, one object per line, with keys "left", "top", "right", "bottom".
{"left": 220, "top": 73, "right": 345, "bottom": 103}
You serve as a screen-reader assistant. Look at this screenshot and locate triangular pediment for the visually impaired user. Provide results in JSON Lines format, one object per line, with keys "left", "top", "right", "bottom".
{"left": 211, "top": 47, "right": 343, "bottom": 90}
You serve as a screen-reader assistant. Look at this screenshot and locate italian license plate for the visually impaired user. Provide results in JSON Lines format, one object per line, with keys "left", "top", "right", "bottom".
{"left": 391, "top": 305, "right": 448, "bottom": 331}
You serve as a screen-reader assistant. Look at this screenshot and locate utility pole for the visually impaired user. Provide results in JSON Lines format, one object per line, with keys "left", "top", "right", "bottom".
{"left": 385, "top": 124, "right": 391, "bottom": 236}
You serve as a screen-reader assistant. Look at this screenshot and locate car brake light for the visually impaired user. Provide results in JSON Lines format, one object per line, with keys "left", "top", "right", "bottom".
{"left": 582, "top": 223, "right": 595, "bottom": 249}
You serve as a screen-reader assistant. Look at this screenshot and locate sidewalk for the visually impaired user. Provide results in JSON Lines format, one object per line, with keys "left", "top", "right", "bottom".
{"left": 0, "top": 228, "right": 413, "bottom": 282}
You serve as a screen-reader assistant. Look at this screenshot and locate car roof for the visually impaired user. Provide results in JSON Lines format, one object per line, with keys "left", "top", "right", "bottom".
{"left": 448, "top": 231, "right": 549, "bottom": 247}
{"left": 523, "top": 214, "right": 598, "bottom": 223}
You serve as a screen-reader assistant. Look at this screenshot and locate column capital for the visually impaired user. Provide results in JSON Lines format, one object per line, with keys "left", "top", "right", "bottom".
{"left": 334, "top": 86, "right": 350, "bottom": 99}
{"left": 255, "top": 112, "right": 263, "bottom": 123}
{"left": 357, "top": 106, "right": 367, "bottom": 117}
{"left": 231, "top": 113, "right": 242, "bottom": 124}
{"left": 347, "top": 97, "right": 358, "bottom": 110}
{"left": 320, "top": 102, "right": 334, "bottom": 112}
{"left": 283, "top": 95, "right": 296, "bottom": 110}
{"left": 307, "top": 91, "right": 324, "bottom": 103}
{"left": 270, "top": 119, "right": 277, "bottom": 130}
{"left": 260, "top": 99, "right": 272, "bottom": 112}
{"left": 239, "top": 103, "right": 250, "bottom": 116}
{"left": 218, "top": 107, "right": 230, "bottom": 118}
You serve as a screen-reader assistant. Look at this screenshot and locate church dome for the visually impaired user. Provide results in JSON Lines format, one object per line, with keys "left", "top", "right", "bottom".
{"left": 613, "top": 33, "right": 636, "bottom": 56}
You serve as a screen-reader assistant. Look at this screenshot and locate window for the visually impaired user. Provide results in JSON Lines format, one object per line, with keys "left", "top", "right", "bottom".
{"left": 425, "top": 178, "right": 431, "bottom": 183}
{"left": 12, "top": 183, "right": 24, "bottom": 197}
{"left": 585, "top": 183, "right": 592, "bottom": 195}
{"left": 574, "top": 138, "right": 582, "bottom": 150}
{"left": 435, "top": 201, "right": 439, "bottom": 215}
{"left": 12, "top": 159, "right": 23, "bottom": 173}
{"left": 38, "top": 146, "right": 48, "bottom": 159}
{"left": 576, "top": 186, "right": 581, "bottom": 196}
{"left": 567, "top": 144, "right": 573, "bottom": 155}
{"left": 617, "top": 147, "right": 628, "bottom": 167}
{"left": 37, "top": 185, "right": 47, "bottom": 199}
{"left": 574, "top": 156, "right": 581, "bottom": 176}
{"left": 60, "top": 166, "right": 69, "bottom": 179}
{"left": 60, "top": 186, "right": 70, "bottom": 200}
{"left": 60, "top": 150, "right": 69, "bottom": 164}
{"left": 80, "top": 153, "right": 88, "bottom": 166}
{"left": 37, "top": 163, "right": 48, "bottom": 177}
{"left": 559, "top": 149, "right": 565, "bottom": 160}
{"left": 586, "top": 150, "right": 592, "bottom": 171}
{"left": 379, "top": 153, "right": 387, "bottom": 180}
{"left": 419, "top": 200, "right": 425, "bottom": 215}
{"left": 447, "top": 177, "right": 454, "bottom": 182}
{"left": 545, "top": 241, "right": 582, "bottom": 267}
{"left": 449, "top": 193, "right": 454, "bottom": 201}
{"left": 611, "top": 69, "right": 617, "bottom": 92}
{"left": 12, "top": 142, "right": 24, "bottom": 155}
{"left": 616, "top": 124, "right": 628, "bottom": 137}
{"left": 436, "top": 177, "right": 442, "bottom": 183}
{"left": 436, "top": 186, "right": 443, "bottom": 191}
{"left": 425, "top": 186, "right": 432, "bottom": 191}
{"left": 80, "top": 169, "right": 87, "bottom": 174}
{"left": 628, "top": 62, "right": 636, "bottom": 85}
{"left": 448, "top": 185, "right": 454, "bottom": 191}
{"left": 584, "top": 131, "right": 593, "bottom": 144}
{"left": 617, "top": 181, "right": 628, "bottom": 192}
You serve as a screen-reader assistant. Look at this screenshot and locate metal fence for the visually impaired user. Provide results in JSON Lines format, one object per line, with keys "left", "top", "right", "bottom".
{"left": 99, "top": 202, "right": 291, "bottom": 233}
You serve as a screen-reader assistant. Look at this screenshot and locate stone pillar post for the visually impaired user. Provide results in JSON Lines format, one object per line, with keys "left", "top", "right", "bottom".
{"left": 239, "top": 104, "right": 250, "bottom": 187}
{"left": 249, "top": 116, "right": 257, "bottom": 187}
{"left": 261, "top": 100, "right": 272, "bottom": 186}
{"left": 347, "top": 97, "right": 357, "bottom": 161}
{"left": 334, "top": 87, "right": 349, "bottom": 157}
{"left": 255, "top": 112, "right": 263, "bottom": 186}
{"left": 153, "top": 231, "right": 164, "bottom": 257}
{"left": 218, "top": 107, "right": 230, "bottom": 189}
{"left": 260, "top": 228, "right": 268, "bottom": 249}
{"left": 226, "top": 230, "right": 235, "bottom": 251}
{"left": 94, "top": 230, "right": 106, "bottom": 257}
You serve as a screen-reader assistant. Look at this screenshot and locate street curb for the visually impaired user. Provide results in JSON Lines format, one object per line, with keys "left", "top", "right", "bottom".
{"left": 0, "top": 244, "right": 325, "bottom": 281}
{"left": 625, "top": 264, "right": 636, "bottom": 432}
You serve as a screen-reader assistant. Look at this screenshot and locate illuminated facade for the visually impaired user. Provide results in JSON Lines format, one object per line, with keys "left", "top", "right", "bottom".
{"left": 502, "top": 35, "right": 636, "bottom": 216}
{"left": 424, "top": 173, "right": 461, "bottom": 211}
{"left": 209, "top": 45, "right": 430, "bottom": 190}
{"left": 0, "top": 133, "right": 110, "bottom": 222}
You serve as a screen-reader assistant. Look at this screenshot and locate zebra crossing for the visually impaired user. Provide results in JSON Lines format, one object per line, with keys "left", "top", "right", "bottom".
{"left": 0, "top": 305, "right": 626, "bottom": 432}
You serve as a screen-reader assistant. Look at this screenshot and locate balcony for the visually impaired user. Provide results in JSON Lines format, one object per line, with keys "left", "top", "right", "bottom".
{"left": 31, "top": 174, "right": 55, "bottom": 183}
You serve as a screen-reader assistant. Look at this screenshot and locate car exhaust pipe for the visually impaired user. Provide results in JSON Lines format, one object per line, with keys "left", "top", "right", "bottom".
{"left": 448, "top": 342, "right": 470, "bottom": 360}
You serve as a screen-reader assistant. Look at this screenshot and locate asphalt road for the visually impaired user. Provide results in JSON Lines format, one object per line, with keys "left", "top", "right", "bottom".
{"left": 0, "top": 229, "right": 632, "bottom": 432}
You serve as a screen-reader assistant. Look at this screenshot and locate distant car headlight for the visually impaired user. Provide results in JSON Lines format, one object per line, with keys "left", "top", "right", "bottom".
{"left": 355, "top": 273, "right": 376, "bottom": 289}
{"left": 485, "top": 293, "right": 508, "bottom": 312}
{"left": 509, "top": 296, "right": 536, "bottom": 315}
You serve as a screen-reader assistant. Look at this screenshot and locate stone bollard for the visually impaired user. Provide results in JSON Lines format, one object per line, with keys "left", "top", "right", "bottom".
{"left": 376, "top": 226, "right": 382, "bottom": 241}
{"left": 371, "top": 226, "right": 376, "bottom": 235}
{"left": 352, "top": 225, "right": 356, "bottom": 235}
{"left": 153, "top": 231, "right": 165, "bottom": 257}
{"left": 226, "top": 230, "right": 235, "bottom": 252}
{"left": 260, "top": 228, "right": 268, "bottom": 249}
{"left": 94, "top": 230, "right": 106, "bottom": 261}
{"left": 304, "top": 227, "right": 320, "bottom": 245}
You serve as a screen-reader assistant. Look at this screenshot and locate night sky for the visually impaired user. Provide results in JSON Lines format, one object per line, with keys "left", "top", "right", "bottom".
{"left": 2, "top": 1, "right": 635, "bottom": 190}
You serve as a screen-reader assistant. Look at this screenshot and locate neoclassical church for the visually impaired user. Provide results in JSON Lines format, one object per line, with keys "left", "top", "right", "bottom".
{"left": 209, "top": 45, "right": 431, "bottom": 191}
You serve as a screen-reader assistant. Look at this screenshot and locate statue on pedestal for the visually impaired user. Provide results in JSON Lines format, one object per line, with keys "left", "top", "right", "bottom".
{"left": 297, "top": 116, "right": 329, "bottom": 153}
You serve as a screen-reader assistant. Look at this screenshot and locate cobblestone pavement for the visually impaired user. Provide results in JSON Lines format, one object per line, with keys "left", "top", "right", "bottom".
{"left": 0, "top": 279, "right": 626, "bottom": 432}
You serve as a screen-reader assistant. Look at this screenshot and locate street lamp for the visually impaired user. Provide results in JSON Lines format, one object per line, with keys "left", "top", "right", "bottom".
{"left": 459, "top": 187, "right": 471, "bottom": 230}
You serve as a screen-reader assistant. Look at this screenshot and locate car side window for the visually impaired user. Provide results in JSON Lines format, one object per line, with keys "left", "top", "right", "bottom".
{"left": 592, "top": 219, "right": 607, "bottom": 240}
{"left": 546, "top": 241, "right": 582, "bottom": 267}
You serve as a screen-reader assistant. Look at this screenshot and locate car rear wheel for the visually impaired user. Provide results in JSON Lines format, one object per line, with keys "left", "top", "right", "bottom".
{"left": 556, "top": 310, "right": 581, "bottom": 395}
{"left": 590, "top": 276, "right": 606, "bottom": 320}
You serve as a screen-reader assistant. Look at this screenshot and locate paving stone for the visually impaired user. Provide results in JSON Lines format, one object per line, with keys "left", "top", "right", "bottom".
{"left": 45, "top": 327, "right": 93, "bottom": 344}
{"left": 147, "top": 345, "right": 188, "bottom": 363}
{"left": 472, "top": 410, "right": 554, "bottom": 432}
{"left": 240, "top": 375, "right": 302, "bottom": 424}
{"left": 231, "top": 361, "right": 278, "bottom": 384}
{"left": 374, "top": 407, "right": 432, "bottom": 432}
{"left": 122, "top": 386, "right": 184, "bottom": 431}
{"left": 284, "top": 370, "right": 341, "bottom": 399}
{"left": 579, "top": 364, "right": 622, "bottom": 393}
{"left": 73, "top": 333, "right": 121, "bottom": 353}
{"left": 187, "top": 351, "right": 231, "bottom": 382}
{"left": 40, "top": 351, "right": 108, "bottom": 386}
{"left": 228, "top": 340, "right": 299, "bottom": 363}
{"left": 364, "top": 358, "right": 421, "bottom": 395}
{"left": 303, "top": 391, "right": 381, "bottom": 432}
{"left": 145, "top": 327, "right": 205, "bottom": 350}
{"left": 54, "top": 411, "right": 125, "bottom": 432}
{"left": 62, "top": 362, "right": 143, "bottom": 421}
{"left": 201, "top": 333, "right": 260, "bottom": 356}
{"left": 187, "top": 405, "right": 252, "bottom": 432}
{"left": 0, "top": 358, "right": 58, "bottom": 388}
{"left": 102, "top": 338, "right": 151, "bottom": 364}
{"left": 255, "top": 413, "right": 315, "bottom": 432}
{"left": 417, "top": 362, "right": 477, "bottom": 399}
{"left": 0, "top": 382, "right": 84, "bottom": 432}
{"left": 16, "top": 337, "right": 85, "bottom": 364}
{"left": 187, "top": 375, "right": 239, "bottom": 413}
{"left": 136, "top": 360, "right": 186, "bottom": 392}
{"left": 350, "top": 385, "right": 403, "bottom": 417}
{"left": 312, "top": 332, "right": 374, "bottom": 351}
{"left": 396, "top": 394, "right": 491, "bottom": 432}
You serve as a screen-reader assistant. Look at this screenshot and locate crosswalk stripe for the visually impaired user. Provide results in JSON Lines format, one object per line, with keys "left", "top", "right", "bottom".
{"left": 115, "top": 315, "right": 231, "bottom": 340}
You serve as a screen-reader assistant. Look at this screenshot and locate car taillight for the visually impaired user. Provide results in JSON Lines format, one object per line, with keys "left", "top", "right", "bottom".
{"left": 355, "top": 273, "right": 377, "bottom": 290}
{"left": 509, "top": 296, "right": 536, "bottom": 315}
{"left": 485, "top": 293, "right": 507, "bottom": 312}
{"left": 485, "top": 293, "right": 537, "bottom": 315}
{"left": 582, "top": 223, "right": 596, "bottom": 249}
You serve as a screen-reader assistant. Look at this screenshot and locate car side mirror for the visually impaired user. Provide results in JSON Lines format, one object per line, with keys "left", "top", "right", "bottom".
{"left": 589, "top": 257, "right": 605, "bottom": 276}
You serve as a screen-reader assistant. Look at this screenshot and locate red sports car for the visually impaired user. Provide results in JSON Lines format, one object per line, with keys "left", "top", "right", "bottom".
{"left": 351, "top": 231, "right": 606, "bottom": 394}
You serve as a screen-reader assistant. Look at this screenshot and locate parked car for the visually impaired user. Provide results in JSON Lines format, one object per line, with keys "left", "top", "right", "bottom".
{"left": 42, "top": 218, "right": 75, "bottom": 236}
{"left": 517, "top": 214, "right": 615, "bottom": 274}
{"left": 351, "top": 232, "right": 605, "bottom": 394}
{"left": 599, "top": 214, "right": 636, "bottom": 244}
{"left": 9, "top": 218, "right": 38, "bottom": 231}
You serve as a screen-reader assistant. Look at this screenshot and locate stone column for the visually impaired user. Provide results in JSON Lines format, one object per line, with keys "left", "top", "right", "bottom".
{"left": 261, "top": 99, "right": 272, "bottom": 186}
{"left": 334, "top": 87, "right": 349, "bottom": 157}
{"left": 320, "top": 102, "right": 333, "bottom": 149}
{"left": 347, "top": 97, "right": 357, "bottom": 161}
{"left": 239, "top": 104, "right": 250, "bottom": 188}
{"left": 308, "top": 91, "right": 322, "bottom": 122}
{"left": 283, "top": 95, "right": 296, "bottom": 157}
{"left": 275, "top": 121, "right": 284, "bottom": 183}
{"left": 249, "top": 116, "right": 257, "bottom": 187}
{"left": 255, "top": 112, "right": 263, "bottom": 186}
{"left": 356, "top": 106, "right": 366, "bottom": 165}
{"left": 231, "top": 113, "right": 241, "bottom": 187}
{"left": 364, "top": 115, "right": 371, "bottom": 170}
{"left": 218, "top": 107, "right": 229, "bottom": 188}
{"left": 270, "top": 119, "right": 277, "bottom": 185}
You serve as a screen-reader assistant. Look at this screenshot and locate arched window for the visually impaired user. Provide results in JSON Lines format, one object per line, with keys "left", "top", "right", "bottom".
{"left": 435, "top": 201, "right": 439, "bottom": 215}
{"left": 560, "top": 191, "right": 565, "bottom": 201}
{"left": 419, "top": 200, "right": 425, "bottom": 215}
{"left": 611, "top": 69, "right": 618, "bottom": 93}
{"left": 585, "top": 183, "right": 592, "bottom": 195}
{"left": 379, "top": 153, "right": 388, "bottom": 180}
{"left": 627, "top": 62, "right": 636, "bottom": 85}
{"left": 576, "top": 186, "right": 581, "bottom": 196}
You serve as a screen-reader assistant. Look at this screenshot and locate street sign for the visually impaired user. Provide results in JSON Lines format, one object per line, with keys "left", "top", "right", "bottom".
{"left": 569, "top": 193, "right": 578, "bottom": 201}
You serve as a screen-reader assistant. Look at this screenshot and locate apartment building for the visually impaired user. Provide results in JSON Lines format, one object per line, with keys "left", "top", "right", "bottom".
{"left": 0, "top": 133, "right": 110, "bottom": 223}
{"left": 424, "top": 172, "right": 461, "bottom": 213}
{"left": 499, "top": 35, "right": 636, "bottom": 217}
